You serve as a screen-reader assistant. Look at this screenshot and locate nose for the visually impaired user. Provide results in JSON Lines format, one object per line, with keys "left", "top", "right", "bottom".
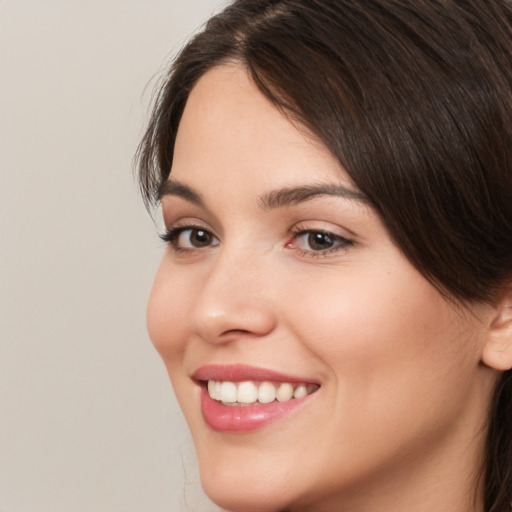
{"left": 189, "top": 248, "right": 277, "bottom": 344}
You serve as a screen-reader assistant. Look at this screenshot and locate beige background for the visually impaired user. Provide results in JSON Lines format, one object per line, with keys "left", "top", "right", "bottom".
{"left": 0, "top": 1, "right": 226, "bottom": 510}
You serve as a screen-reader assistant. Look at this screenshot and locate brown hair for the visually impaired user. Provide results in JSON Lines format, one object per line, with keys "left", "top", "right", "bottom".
{"left": 136, "top": 1, "right": 512, "bottom": 510}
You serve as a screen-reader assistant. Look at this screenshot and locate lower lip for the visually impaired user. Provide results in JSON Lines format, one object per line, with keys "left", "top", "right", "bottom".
{"left": 200, "top": 386, "right": 313, "bottom": 432}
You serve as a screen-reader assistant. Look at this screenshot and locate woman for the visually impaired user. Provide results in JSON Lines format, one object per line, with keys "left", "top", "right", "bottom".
{"left": 136, "top": 1, "right": 512, "bottom": 511}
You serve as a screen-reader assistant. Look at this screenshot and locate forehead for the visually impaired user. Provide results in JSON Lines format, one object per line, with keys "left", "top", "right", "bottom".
{"left": 171, "top": 64, "right": 355, "bottom": 192}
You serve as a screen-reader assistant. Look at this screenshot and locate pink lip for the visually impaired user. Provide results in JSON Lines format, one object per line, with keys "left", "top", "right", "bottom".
{"left": 193, "top": 364, "right": 317, "bottom": 384}
{"left": 193, "top": 364, "right": 319, "bottom": 433}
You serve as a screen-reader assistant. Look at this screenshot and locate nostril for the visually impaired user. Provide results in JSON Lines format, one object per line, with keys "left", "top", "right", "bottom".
{"left": 222, "top": 328, "right": 252, "bottom": 336}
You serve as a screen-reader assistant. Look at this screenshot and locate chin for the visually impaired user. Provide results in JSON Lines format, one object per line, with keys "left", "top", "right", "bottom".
{"left": 197, "top": 454, "right": 297, "bottom": 512}
{"left": 202, "top": 485, "right": 289, "bottom": 512}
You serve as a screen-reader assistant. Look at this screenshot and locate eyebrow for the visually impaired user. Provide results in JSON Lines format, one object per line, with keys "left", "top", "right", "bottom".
{"left": 259, "top": 183, "right": 369, "bottom": 209}
{"left": 158, "top": 179, "right": 368, "bottom": 209}
{"left": 157, "top": 180, "right": 205, "bottom": 207}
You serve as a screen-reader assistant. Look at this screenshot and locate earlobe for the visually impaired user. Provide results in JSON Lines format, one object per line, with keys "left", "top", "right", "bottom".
{"left": 482, "top": 286, "right": 512, "bottom": 371}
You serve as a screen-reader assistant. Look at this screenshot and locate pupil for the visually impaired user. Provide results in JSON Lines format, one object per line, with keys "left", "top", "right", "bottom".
{"left": 309, "top": 232, "right": 333, "bottom": 250}
{"left": 193, "top": 230, "right": 210, "bottom": 246}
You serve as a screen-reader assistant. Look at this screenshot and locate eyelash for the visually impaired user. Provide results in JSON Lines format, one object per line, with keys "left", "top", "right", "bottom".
{"left": 287, "top": 226, "right": 353, "bottom": 258}
{"left": 159, "top": 223, "right": 218, "bottom": 254}
{"left": 159, "top": 224, "right": 354, "bottom": 257}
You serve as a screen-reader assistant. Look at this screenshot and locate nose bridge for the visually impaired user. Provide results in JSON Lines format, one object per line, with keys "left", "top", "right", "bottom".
{"left": 189, "top": 241, "right": 276, "bottom": 343}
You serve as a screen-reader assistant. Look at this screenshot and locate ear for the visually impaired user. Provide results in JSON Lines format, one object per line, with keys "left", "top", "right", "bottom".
{"left": 482, "top": 285, "right": 512, "bottom": 371}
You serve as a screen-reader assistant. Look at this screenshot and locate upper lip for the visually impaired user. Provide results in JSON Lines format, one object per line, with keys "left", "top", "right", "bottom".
{"left": 193, "top": 364, "right": 319, "bottom": 384}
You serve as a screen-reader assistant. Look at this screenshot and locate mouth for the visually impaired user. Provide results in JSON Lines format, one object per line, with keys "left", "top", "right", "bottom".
{"left": 193, "top": 365, "right": 320, "bottom": 432}
{"left": 205, "top": 379, "right": 319, "bottom": 405}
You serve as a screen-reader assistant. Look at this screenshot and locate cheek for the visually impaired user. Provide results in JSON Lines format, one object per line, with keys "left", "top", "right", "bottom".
{"left": 284, "top": 262, "right": 480, "bottom": 417}
{"left": 273, "top": 264, "right": 485, "bottom": 485}
{"left": 146, "top": 259, "right": 192, "bottom": 363}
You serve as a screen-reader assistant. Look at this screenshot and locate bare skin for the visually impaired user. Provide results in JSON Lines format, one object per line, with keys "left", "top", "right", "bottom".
{"left": 148, "top": 64, "right": 506, "bottom": 512}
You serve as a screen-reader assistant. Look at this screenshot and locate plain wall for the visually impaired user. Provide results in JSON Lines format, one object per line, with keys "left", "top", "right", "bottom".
{"left": 0, "top": 1, "right": 227, "bottom": 511}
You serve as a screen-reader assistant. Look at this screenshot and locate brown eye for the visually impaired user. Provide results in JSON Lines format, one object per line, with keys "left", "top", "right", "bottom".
{"left": 291, "top": 229, "right": 353, "bottom": 255}
{"left": 160, "top": 226, "right": 220, "bottom": 251}
{"left": 187, "top": 229, "right": 213, "bottom": 247}
{"left": 176, "top": 228, "right": 218, "bottom": 249}
{"left": 307, "top": 232, "right": 335, "bottom": 251}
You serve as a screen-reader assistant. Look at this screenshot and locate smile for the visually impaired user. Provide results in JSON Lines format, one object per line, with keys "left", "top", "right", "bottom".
{"left": 194, "top": 365, "right": 320, "bottom": 432}
{"left": 207, "top": 380, "right": 319, "bottom": 405}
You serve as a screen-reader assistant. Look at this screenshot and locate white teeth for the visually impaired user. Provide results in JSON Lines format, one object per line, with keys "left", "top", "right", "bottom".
{"left": 208, "top": 380, "right": 222, "bottom": 400}
{"left": 206, "top": 380, "right": 318, "bottom": 404}
{"left": 220, "top": 381, "right": 237, "bottom": 403}
{"left": 237, "top": 381, "right": 258, "bottom": 404}
{"left": 293, "top": 384, "right": 307, "bottom": 399}
{"left": 214, "top": 381, "right": 222, "bottom": 400}
{"left": 276, "top": 383, "right": 294, "bottom": 402}
{"left": 258, "top": 382, "right": 276, "bottom": 403}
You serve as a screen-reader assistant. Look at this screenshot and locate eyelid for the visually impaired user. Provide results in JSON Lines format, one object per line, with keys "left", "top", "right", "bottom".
{"left": 161, "top": 217, "right": 214, "bottom": 237}
{"left": 289, "top": 221, "right": 354, "bottom": 241}
{"left": 287, "top": 223, "right": 354, "bottom": 258}
{"left": 160, "top": 199, "right": 221, "bottom": 236}
{"left": 159, "top": 220, "right": 219, "bottom": 253}
{"left": 159, "top": 218, "right": 355, "bottom": 258}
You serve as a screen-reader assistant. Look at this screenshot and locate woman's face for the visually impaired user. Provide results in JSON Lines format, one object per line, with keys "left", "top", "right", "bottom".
{"left": 148, "top": 65, "right": 495, "bottom": 511}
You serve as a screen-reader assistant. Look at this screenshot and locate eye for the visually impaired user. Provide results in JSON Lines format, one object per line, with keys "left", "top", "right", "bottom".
{"left": 300, "top": 232, "right": 337, "bottom": 251}
{"left": 160, "top": 226, "right": 219, "bottom": 251}
{"left": 288, "top": 228, "right": 353, "bottom": 256}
